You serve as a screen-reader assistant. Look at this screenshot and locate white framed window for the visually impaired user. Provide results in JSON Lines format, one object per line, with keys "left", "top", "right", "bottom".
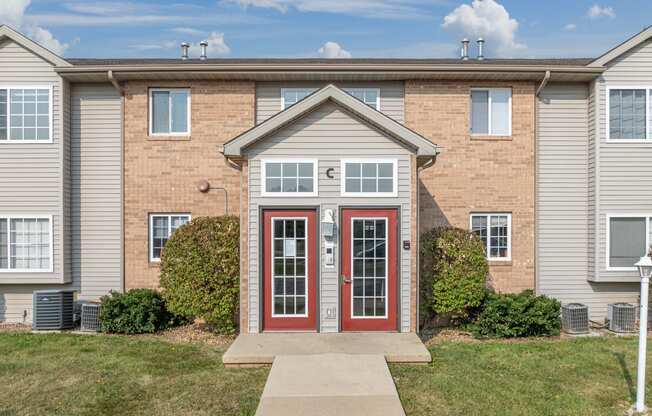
{"left": 261, "top": 159, "right": 318, "bottom": 197}
{"left": 606, "top": 214, "right": 652, "bottom": 270}
{"left": 470, "top": 213, "right": 511, "bottom": 261}
{"left": 149, "top": 214, "right": 191, "bottom": 262}
{"left": 470, "top": 88, "right": 512, "bottom": 136}
{"left": 149, "top": 88, "right": 190, "bottom": 136}
{"left": 0, "top": 86, "right": 53, "bottom": 143}
{"left": 341, "top": 159, "right": 398, "bottom": 197}
{"left": 606, "top": 87, "right": 652, "bottom": 142}
{"left": 0, "top": 215, "right": 53, "bottom": 272}
{"left": 281, "top": 87, "right": 381, "bottom": 110}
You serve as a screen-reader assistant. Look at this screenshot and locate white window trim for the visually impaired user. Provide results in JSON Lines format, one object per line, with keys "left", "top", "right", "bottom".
{"left": 605, "top": 213, "right": 651, "bottom": 271}
{"left": 469, "top": 87, "right": 512, "bottom": 136}
{"left": 149, "top": 213, "right": 191, "bottom": 262}
{"left": 270, "top": 216, "right": 310, "bottom": 318}
{"left": 605, "top": 86, "right": 651, "bottom": 143}
{"left": 280, "top": 87, "right": 381, "bottom": 111}
{"left": 0, "top": 85, "right": 54, "bottom": 144}
{"left": 0, "top": 214, "right": 53, "bottom": 273}
{"left": 349, "top": 216, "right": 389, "bottom": 320}
{"left": 469, "top": 213, "right": 512, "bottom": 261}
{"left": 343, "top": 88, "right": 381, "bottom": 111}
{"left": 148, "top": 88, "right": 191, "bottom": 137}
{"left": 280, "top": 88, "right": 316, "bottom": 111}
{"left": 340, "top": 159, "right": 398, "bottom": 198}
{"left": 260, "top": 158, "right": 319, "bottom": 197}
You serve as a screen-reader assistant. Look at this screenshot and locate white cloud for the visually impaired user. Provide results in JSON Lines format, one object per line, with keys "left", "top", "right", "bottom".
{"left": 587, "top": 4, "right": 615, "bottom": 19}
{"left": 223, "top": 0, "right": 438, "bottom": 20}
{"left": 442, "top": 0, "right": 525, "bottom": 57}
{"left": 63, "top": 2, "right": 141, "bottom": 15}
{"left": 129, "top": 41, "right": 177, "bottom": 51}
{"left": 0, "top": 0, "right": 69, "bottom": 55}
{"left": 172, "top": 27, "right": 205, "bottom": 36}
{"left": 318, "top": 41, "right": 351, "bottom": 58}
{"left": 564, "top": 23, "right": 577, "bottom": 31}
{"left": 189, "top": 32, "right": 231, "bottom": 57}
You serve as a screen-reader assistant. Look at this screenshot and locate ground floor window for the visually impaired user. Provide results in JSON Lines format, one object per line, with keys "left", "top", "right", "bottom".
{"left": 0, "top": 216, "right": 52, "bottom": 272}
{"left": 149, "top": 214, "right": 191, "bottom": 262}
{"left": 607, "top": 215, "right": 651, "bottom": 269}
{"left": 470, "top": 213, "right": 511, "bottom": 260}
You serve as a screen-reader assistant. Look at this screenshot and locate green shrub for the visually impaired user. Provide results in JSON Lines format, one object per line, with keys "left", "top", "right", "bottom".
{"left": 159, "top": 216, "right": 240, "bottom": 334}
{"left": 99, "top": 289, "right": 181, "bottom": 334}
{"left": 471, "top": 290, "right": 561, "bottom": 338}
{"left": 420, "top": 227, "right": 488, "bottom": 324}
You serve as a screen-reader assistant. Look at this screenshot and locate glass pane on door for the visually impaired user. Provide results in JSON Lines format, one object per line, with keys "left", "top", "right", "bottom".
{"left": 272, "top": 218, "right": 307, "bottom": 316}
{"left": 351, "top": 218, "right": 387, "bottom": 318}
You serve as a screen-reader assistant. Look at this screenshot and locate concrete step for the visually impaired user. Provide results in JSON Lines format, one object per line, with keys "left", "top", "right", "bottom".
{"left": 256, "top": 353, "right": 405, "bottom": 416}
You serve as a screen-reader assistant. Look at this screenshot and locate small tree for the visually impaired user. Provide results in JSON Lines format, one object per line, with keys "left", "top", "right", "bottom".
{"left": 420, "top": 227, "right": 488, "bottom": 324}
{"left": 159, "top": 216, "right": 240, "bottom": 334}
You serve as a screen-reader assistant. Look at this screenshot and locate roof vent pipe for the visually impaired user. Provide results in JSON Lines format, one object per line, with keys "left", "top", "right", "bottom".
{"left": 460, "top": 38, "right": 470, "bottom": 60}
{"left": 476, "top": 37, "right": 485, "bottom": 60}
{"left": 199, "top": 40, "right": 208, "bottom": 60}
{"left": 180, "top": 42, "right": 189, "bottom": 60}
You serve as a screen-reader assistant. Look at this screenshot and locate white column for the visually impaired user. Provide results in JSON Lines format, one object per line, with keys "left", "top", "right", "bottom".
{"left": 637, "top": 276, "right": 649, "bottom": 413}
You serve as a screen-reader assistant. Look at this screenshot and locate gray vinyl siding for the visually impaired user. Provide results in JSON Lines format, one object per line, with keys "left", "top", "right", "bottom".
{"left": 0, "top": 38, "right": 69, "bottom": 322}
{"left": 246, "top": 101, "right": 413, "bottom": 333}
{"left": 595, "top": 38, "right": 652, "bottom": 283}
{"left": 71, "top": 84, "right": 123, "bottom": 300}
{"left": 537, "top": 83, "right": 638, "bottom": 319}
{"left": 0, "top": 38, "right": 65, "bottom": 285}
{"left": 256, "top": 82, "right": 404, "bottom": 124}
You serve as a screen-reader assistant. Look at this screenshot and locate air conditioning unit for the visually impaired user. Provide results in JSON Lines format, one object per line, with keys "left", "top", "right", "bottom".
{"left": 80, "top": 303, "right": 101, "bottom": 332}
{"left": 561, "top": 303, "right": 589, "bottom": 334}
{"left": 607, "top": 303, "right": 637, "bottom": 333}
{"left": 32, "top": 290, "right": 75, "bottom": 330}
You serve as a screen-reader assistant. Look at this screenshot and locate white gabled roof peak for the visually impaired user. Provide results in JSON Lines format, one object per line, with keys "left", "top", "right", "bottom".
{"left": 590, "top": 25, "right": 652, "bottom": 67}
{"left": 0, "top": 25, "right": 71, "bottom": 67}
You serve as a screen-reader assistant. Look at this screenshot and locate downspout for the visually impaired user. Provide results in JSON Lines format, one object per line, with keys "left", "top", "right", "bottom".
{"left": 533, "top": 71, "right": 550, "bottom": 295}
{"left": 108, "top": 70, "right": 125, "bottom": 293}
{"left": 415, "top": 152, "right": 438, "bottom": 333}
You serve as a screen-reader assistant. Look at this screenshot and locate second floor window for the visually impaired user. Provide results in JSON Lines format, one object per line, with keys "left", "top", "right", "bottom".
{"left": 261, "top": 159, "right": 317, "bottom": 196}
{"left": 470, "top": 213, "right": 511, "bottom": 260}
{"left": 149, "top": 88, "right": 190, "bottom": 135}
{"left": 341, "top": 160, "right": 397, "bottom": 197}
{"left": 281, "top": 87, "right": 380, "bottom": 110}
{"left": 0, "top": 87, "right": 51, "bottom": 142}
{"left": 470, "top": 88, "right": 511, "bottom": 136}
{"left": 608, "top": 88, "right": 650, "bottom": 140}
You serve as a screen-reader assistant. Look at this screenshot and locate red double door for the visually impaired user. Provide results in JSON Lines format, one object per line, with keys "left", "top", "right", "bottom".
{"left": 262, "top": 208, "right": 398, "bottom": 332}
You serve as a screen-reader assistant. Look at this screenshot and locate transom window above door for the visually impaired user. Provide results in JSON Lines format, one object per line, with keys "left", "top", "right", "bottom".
{"left": 149, "top": 88, "right": 190, "bottom": 136}
{"left": 0, "top": 87, "right": 52, "bottom": 142}
{"left": 149, "top": 214, "right": 191, "bottom": 261}
{"left": 261, "top": 159, "right": 318, "bottom": 197}
{"left": 341, "top": 159, "right": 397, "bottom": 197}
{"left": 281, "top": 87, "right": 380, "bottom": 110}
{"left": 470, "top": 213, "right": 511, "bottom": 260}
{"left": 607, "top": 88, "right": 651, "bottom": 141}
{"left": 470, "top": 88, "right": 512, "bottom": 136}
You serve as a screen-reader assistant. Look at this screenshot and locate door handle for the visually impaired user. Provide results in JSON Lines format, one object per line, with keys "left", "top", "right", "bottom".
{"left": 341, "top": 275, "right": 352, "bottom": 284}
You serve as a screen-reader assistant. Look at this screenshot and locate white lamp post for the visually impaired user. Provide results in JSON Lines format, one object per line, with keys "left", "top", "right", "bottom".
{"left": 634, "top": 255, "right": 652, "bottom": 413}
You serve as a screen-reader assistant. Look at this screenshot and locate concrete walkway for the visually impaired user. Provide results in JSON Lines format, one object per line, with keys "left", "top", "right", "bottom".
{"left": 223, "top": 332, "right": 431, "bottom": 365}
{"left": 256, "top": 353, "right": 406, "bottom": 416}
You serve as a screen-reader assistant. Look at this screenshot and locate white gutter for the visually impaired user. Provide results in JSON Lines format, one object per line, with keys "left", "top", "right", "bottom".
{"left": 535, "top": 70, "right": 551, "bottom": 97}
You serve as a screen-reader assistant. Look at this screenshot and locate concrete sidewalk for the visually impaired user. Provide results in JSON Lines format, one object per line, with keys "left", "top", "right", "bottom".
{"left": 256, "top": 353, "right": 405, "bottom": 416}
{"left": 223, "top": 332, "right": 431, "bottom": 365}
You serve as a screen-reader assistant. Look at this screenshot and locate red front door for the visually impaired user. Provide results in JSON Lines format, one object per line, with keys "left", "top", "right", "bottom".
{"left": 263, "top": 210, "right": 317, "bottom": 331}
{"left": 341, "top": 208, "right": 398, "bottom": 332}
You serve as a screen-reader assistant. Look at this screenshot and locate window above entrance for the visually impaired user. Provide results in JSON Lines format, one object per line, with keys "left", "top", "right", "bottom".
{"left": 341, "top": 159, "right": 398, "bottom": 197}
{"left": 261, "top": 159, "right": 318, "bottom": 197}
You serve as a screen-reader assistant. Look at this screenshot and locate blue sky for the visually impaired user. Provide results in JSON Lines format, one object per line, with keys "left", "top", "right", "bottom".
{"left": 1, "top": 0, "right": 650, "bottom": 59}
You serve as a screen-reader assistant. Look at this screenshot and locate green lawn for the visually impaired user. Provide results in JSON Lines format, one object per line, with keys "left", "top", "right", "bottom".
{"left": 0, "top": 332, "right": 649, "bottom": 416}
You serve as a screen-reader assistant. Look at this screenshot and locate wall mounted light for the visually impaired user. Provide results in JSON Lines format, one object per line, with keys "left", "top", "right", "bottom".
{"left": 322, "top": 209, "right": 334, "bottom": 238}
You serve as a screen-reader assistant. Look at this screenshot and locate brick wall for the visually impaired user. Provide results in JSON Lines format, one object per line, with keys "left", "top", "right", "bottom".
{"left": 123, "top": 80, "right": 255, "bottom": 289}
{"left": 405, "top": 80, "right": 535, "bottom": 293}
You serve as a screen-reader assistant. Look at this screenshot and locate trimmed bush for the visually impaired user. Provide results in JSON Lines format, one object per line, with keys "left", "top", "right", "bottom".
{"left": 99, "top": 289, "right": 180, "bottom": 334}
{"left": 420, "top": 227, "right": 488, "bottom": 324}
{"left": 159, "top": 216, "right": 240, "bottom": 334}
{"left": 471, "top": 290, "right": 561, "bottom": 338}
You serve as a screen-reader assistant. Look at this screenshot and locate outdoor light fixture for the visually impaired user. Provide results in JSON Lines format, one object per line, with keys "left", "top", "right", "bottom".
{"left": 322, "top": 209, "right": 334, "bottom": 238}
{"left": 634, "top": 254, "right": 652, "bottom": 413}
